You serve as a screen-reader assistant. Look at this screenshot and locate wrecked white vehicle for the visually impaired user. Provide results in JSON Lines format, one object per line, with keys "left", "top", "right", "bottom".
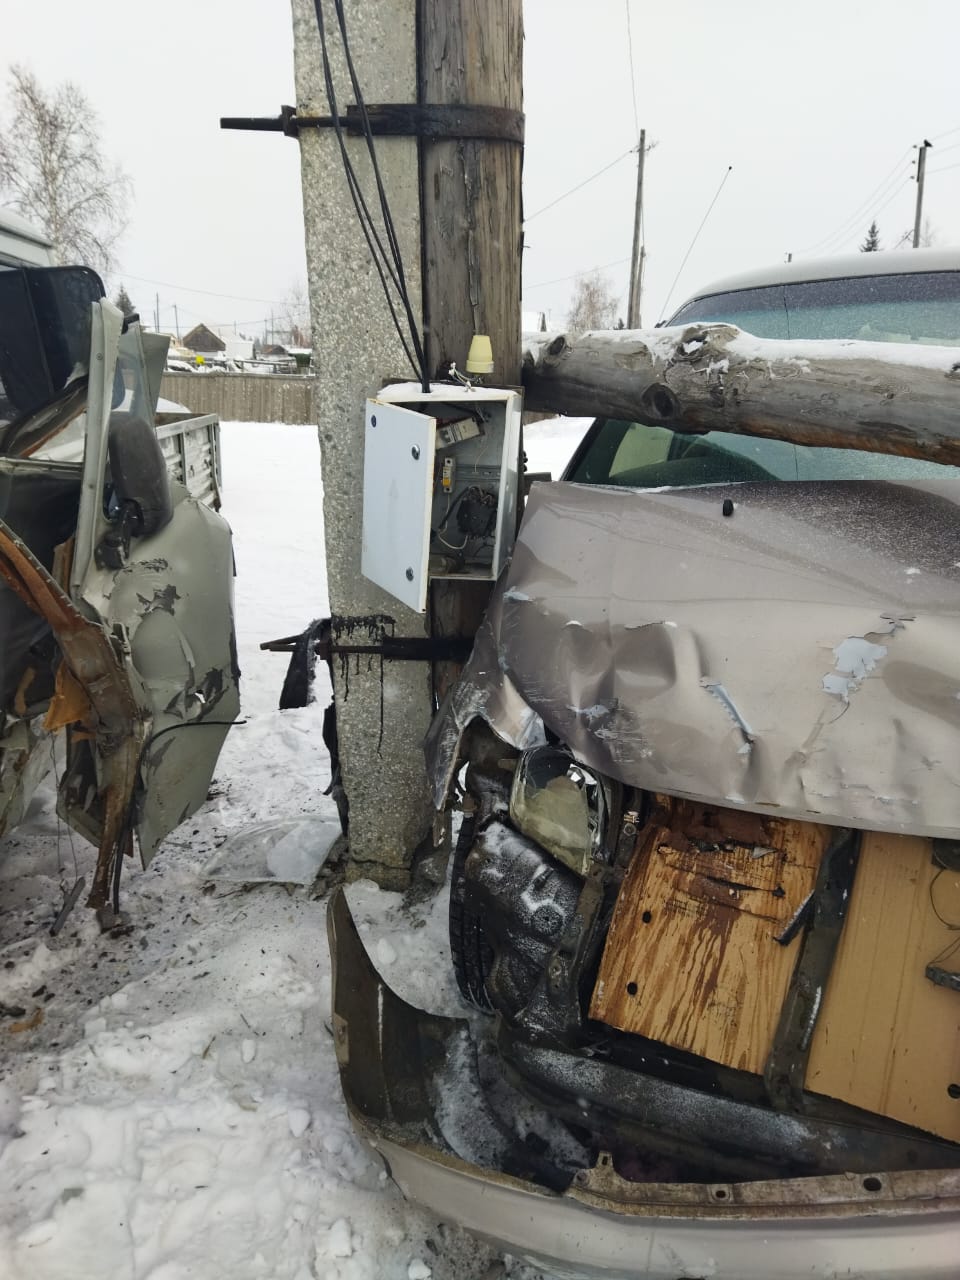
{"left": 0, "top": 263, "right": 240, "bottom": 913}
{"left": 329, "top": 339, "right": 960, "bottom": 1272}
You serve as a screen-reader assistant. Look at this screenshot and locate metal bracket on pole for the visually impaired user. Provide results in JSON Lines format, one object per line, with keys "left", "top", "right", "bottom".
{"left": 260, "top": 625, "right": 474, "bottom": 663}
{"left": 221, "top": 103, "right": 524, "bottom": 144}
{"left": 763, "top": 828, "right": 862, "bottom": 1113}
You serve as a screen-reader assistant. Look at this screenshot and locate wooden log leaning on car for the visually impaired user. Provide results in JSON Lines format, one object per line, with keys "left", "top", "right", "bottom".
{"left": 522, "top": 325, "right": 960, "bottom": 466}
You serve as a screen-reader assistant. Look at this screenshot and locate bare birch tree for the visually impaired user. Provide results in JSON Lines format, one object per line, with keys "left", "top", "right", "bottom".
{"left": 280, "top": 281, "right": 311, "bottom": 346}
{"left": 566, "top": 270, "right": 620, "bottom": 333}
{"left": 0, "top": 66, "right": 131, "bottom": 275}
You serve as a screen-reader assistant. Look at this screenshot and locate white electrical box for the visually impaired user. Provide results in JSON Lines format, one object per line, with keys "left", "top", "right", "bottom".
{"left": 360, "top": 383, "right": 522, "bottom": 613}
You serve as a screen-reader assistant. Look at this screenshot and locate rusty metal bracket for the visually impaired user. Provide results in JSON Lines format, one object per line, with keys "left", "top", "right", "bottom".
{"left": 764, "top": 828, "right": 862, "bottom": 1113}
{"left": 261, "top": 624, "right": 473, "bottom": 663}
{"left": 221, "top": 103, "right": 524, "bottom": 144}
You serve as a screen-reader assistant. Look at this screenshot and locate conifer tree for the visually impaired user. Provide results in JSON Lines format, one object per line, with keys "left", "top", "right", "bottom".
{"left": 860, "top": 221, "right": 881, "bottom": 252}
{"left": 113, "top": 283, "right": 135, "bottom": 316}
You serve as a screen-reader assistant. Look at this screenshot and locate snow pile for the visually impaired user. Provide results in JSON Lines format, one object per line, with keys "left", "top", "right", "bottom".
{"left": 0, "top": 420, "right": 580, "bottom": 1280}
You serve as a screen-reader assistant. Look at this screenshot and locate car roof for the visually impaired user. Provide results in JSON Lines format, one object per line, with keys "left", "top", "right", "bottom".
{"left": 0, "top": 208, "right": 55, "bottom": 267}
{"left": 0, "top": 207, "right": 53, "bottom": 247}
{"left": 672, "top": 246, "right": 960, "bottom": 315}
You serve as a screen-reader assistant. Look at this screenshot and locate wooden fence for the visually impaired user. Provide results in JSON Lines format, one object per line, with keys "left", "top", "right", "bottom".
{"left": 159, "top": 373, "right": 316, "bottom": 424}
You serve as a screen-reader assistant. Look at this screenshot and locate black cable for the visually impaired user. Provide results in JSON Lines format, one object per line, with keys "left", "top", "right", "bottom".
{"left": 312, "top": 0, "right": 427, "bottom": 384}
{"left": 333, "top": 0, "right": 428, "bottom": 386}
{"left": 331, "top": 0, "right": 428, "bottom": 388}
{"left": 336, "top": 0, "right": 427, "bottom": 386}
{"left": 312, "top": 2, "right": 402, "bottom": 294}
{"left": 312, "top": 1, "right": 415, "bottom": 370}
{"left": 313, "top": 2, "right": 419, "bottom": 377}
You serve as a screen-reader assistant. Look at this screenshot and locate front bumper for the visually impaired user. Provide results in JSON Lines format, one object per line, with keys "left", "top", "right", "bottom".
{"left": 327, "top": 888, "right": 960, "bottom": 1279}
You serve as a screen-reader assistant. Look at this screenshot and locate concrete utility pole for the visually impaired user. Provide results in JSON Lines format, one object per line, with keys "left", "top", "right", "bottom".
{"left": 290, "top": 0, "right": 523, "bottom": 888}
{"left": 913, "top": 139, "right": 932, "bottom": 249}
{"left": 626, "top": 129, "right": 646, "bottom": 328}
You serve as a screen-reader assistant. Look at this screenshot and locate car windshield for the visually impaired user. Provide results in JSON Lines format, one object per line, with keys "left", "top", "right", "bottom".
{"left": 564, "top": 419, "right": 960, "bottom": 488}
{"left": 667, "top": 269, "right": 960, "bottom": 345}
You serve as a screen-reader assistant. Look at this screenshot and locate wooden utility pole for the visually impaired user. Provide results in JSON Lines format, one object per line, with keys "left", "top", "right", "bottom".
{"left": 913, "top": 139, "right": 932, "bottom": 249}
{"left": 418, "top": 2, "right": 524, "bottom": 702}
{"left": 626, "top": 129, "right": 646, "bottom": 328}
{"left": 523, "top": 326, "right": 960, "bottom": 466}
{"left": 418, "top": 3, "right": 523, "bottom": 383}
{"left": 289, "top": 0, "right": 522, "bottom": 887}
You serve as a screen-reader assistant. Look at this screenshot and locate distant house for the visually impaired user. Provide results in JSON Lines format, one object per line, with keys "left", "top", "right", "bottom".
{"left": 182, "top": 323, "right": 226, "bottom": 354}
{"left": 214, "top": 327, "right": 255, "bottom": 363}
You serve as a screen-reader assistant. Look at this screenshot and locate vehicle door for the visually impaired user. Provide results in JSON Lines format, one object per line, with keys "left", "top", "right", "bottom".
{"left": 58, "top": 301, "right": 239, "bottom": 901}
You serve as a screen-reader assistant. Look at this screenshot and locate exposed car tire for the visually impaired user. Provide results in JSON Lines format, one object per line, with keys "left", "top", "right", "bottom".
{"left": 449, "top": 811, "right": 494, "bottom": 1011}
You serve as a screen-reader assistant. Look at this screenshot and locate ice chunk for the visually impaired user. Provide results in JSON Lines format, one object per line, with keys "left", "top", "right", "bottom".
{"left": 288, "top": 1107, "right": 311, "bottom": 1137}
{"left": 325, "top": 1218, "right": 352, "bottom": 1258}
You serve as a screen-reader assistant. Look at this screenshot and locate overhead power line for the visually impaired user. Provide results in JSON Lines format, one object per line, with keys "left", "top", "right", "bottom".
{"left": 871, "top": 179, "right": 911, "bottom": 221}
{"left": 122, "top": 271, "right": 286, "bottom": 306}
{"left": 524, "top": 255, "right": 631, "bottom": 291}
{"left": 658, "top": 165, "right": 733, "bottom": 322}
{"left": 525, "top": 148, "right": 636, "bottom": 222}
{"left": 797, "top": 150, "right": 911, "bottom": 256}
{"left": 624, "top": 1, "right": 641, "bottom": 146}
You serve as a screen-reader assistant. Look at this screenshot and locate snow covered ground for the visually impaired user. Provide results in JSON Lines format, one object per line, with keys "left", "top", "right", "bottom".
{"left": 0, "top": 417, "right": 588, "bottom": 1280}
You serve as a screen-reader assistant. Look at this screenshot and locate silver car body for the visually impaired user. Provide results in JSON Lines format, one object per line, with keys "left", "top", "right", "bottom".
{"left": 329, "top": 250, "right": 960, "bottom": 1276}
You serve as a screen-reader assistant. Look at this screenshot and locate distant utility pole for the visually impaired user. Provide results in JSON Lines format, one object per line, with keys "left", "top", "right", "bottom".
{"left": 154, "top": 292, "right": 160, "bottom": 333}
{"left": 173, "top": 304, "right": 180, "bottom": 342}
{"left": 913, "top": 138, "right": 933, "bottom": 249}
{"left": 626, "top": 129, "right": 646, "bottom": 328}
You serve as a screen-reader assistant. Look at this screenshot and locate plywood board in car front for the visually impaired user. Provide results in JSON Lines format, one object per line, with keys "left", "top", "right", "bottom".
{"left": 590, "top": 800, "right": 829, "bottom": 1076}
{"left": 807, "top": 831, "right": 960, "bottom": 1143}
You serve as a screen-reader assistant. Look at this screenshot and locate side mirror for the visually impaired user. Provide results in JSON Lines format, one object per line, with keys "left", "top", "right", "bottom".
{"left": 107, "top": 412, "right": 173, "bottom": 537}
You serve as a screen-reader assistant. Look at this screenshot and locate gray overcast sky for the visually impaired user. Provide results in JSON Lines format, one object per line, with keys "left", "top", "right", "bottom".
{"left": 4, "top": 0, "right": 960, "bottom": 333}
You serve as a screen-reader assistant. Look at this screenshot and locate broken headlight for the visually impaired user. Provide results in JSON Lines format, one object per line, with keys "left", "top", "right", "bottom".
{"left": 508, "top": 746, "right": 607, "bottom": 876}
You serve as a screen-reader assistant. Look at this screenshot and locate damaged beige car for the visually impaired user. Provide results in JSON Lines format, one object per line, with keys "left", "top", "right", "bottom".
{"left": 330, "top": 334, "right": 960, "bottom": 1273}
{"left": 0, "top": 263, "right": 239, "bottom": 915}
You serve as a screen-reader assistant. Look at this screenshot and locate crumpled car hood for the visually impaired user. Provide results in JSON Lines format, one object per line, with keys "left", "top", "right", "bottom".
{"left": 426, "top": 478, "right": 960, "bottom": 838}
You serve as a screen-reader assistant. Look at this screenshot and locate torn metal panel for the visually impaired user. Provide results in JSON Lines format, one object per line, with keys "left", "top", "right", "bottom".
{"left": 77, "top": 488, "right": 240, "bottom": 865}
{"left": 0, "top": 717, "right": 50, "bottom": 841}
{"left": 426, "top": 479, "right": 960, "bottom": 838}
{"left": 0, "top": 515, "right": 145, "bottom": 906}
{"left": 0, "top": 286, "right": 238, "bottom": 886}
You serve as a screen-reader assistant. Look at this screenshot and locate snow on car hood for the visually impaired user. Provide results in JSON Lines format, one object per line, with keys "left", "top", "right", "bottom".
{"left": 426, "top": 479, "right": 960, "bottom": 838}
